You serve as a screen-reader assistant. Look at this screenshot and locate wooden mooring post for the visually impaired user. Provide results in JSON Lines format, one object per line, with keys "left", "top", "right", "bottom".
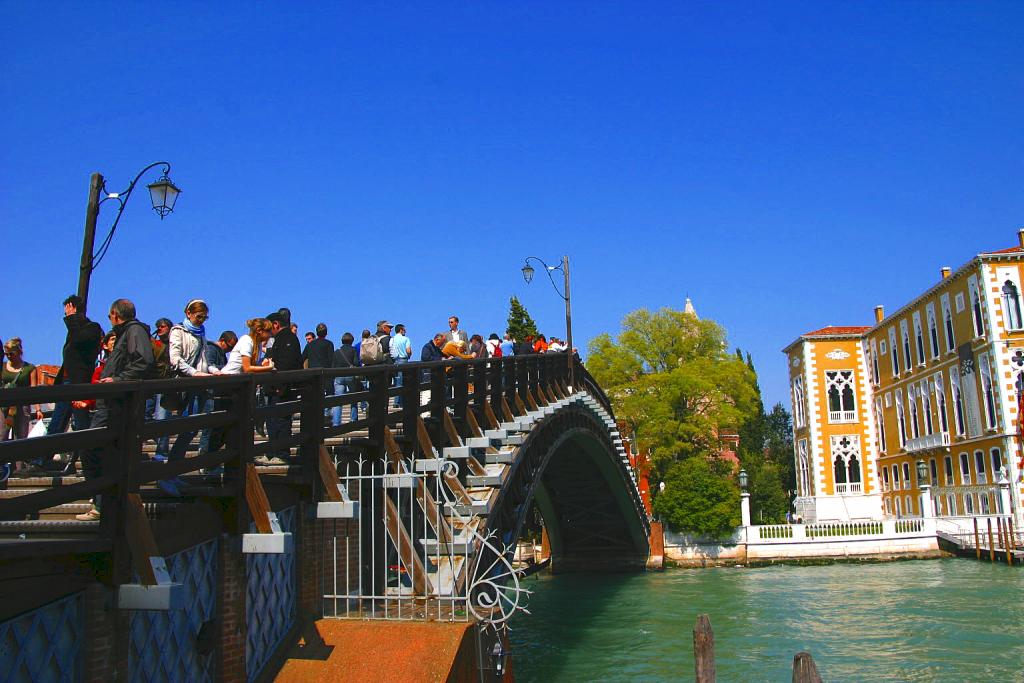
{"left": 974, "top": 518, "right": 981, "bottom": 559}
{"left": 693, "top": 614, "right": 715, "bottom": 683}
{"left": 988, "top": 519, "right": 996, "bottom": 562}
{"left": 691, "top": 614, "right": 822, "bottom": 682}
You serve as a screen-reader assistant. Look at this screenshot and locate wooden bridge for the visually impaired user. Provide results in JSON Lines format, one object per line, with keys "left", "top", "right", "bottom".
{"left": 0, "top": 353, "right": 650, "bottom": 681}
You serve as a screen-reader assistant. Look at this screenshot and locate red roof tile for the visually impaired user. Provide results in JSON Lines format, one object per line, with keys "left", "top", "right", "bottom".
{"left": 985, "top": 246, "right": 1024, "bottom": 255}
{"left": 801, "top": 325, "right": 871, "bottom": 337}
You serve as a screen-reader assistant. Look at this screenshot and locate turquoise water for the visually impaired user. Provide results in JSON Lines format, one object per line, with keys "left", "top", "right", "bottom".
{"left": 509, "top": 559, "right": 1023, "bottom": 682}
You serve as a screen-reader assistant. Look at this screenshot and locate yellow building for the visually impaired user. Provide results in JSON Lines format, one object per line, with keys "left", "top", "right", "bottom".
{"left": 784, "top": 230, "right": 1024, "bottom": 524}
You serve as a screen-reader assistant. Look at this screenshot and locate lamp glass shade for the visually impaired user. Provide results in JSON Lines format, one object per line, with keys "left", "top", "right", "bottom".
{"left": 916, "top": 460, "right": 928, "bottom": 485}
{"left": 738, "top": 468, "right": 748, "bottom": 490}
{"left": 148, "top": 176, "right": 181, "bottom": 218}
{"left": 521, "top": 263, "right": 535, "bottom": 284}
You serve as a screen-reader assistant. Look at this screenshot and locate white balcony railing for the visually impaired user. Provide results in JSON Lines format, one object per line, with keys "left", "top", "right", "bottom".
{"left": 905, "top": 431, "right": 950, "bottom": 453}
{"left": 829, "top": 410, "right": 857, "bottom": 424}
{"left": 834, "top": 482, "right": 863, "bottom": 495}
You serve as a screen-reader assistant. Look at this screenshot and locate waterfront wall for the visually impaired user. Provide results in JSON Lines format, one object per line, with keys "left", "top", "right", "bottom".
{"left": 663, "top": 518, "right": 944, "bottom": 566}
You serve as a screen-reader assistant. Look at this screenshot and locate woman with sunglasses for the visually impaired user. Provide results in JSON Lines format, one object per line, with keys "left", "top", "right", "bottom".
{"left": 160, "top": 299, "right": 214, "bottom": 496}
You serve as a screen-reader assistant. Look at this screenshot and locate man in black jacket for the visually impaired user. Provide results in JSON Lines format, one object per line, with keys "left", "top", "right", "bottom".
{"left": 44, "top": 296, "right": 103, "bottom": 467}
{"left": 77, "top": 299, "right": 155, "bottom": 520}
{"left": 264, "top": 311, "right": 302, "bottom": 463}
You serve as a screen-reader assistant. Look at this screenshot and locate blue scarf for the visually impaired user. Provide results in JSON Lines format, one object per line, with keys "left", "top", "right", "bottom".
{"left": 182, "top": 319, "right": 206, "bottom": 338}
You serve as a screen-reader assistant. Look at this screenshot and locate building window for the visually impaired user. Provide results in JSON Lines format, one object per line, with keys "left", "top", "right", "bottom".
{"left": 874, "top": 398, "right": 886, "bottom": 453}
{"left": 969, "top": 281, "right": 985, "bottom": 337}
{"left": 913, "top": 312, "right": 925, "bottom": 365}
{"left": 905, "top": 495, "right": 914, "bottom": 516}
{"left": 950, "top": 370, "right": 966, "bottom": 436}
{"left": 882, "top": 465, "right": 890, "bottom": 492}
{"left": 942, "top": 295, "right": 956, "bottom": 352}
{"left": 928, "top": 458, "right": 937, "bottom": 486}
{"left": 885, "top": 497, "right": 893, "bottom": 515}
{"left": 920, "top": 380, "right": 933, "bottom": 435}
{"left": 902, "top": 462, "right": 911, "bottom": 490}
{"left": 889, "top": 327, "right": 900, "bottom": 377}
{"left": 974, "top": 450, "right": 987, "bottom": 485}
{"left": 979, "top": 353, "right": 996, "bottom": 429}
{"left": 895, "top": 496, "right": 902, "bottom": 517}
{"left": 830, "top": 435, "right": 862, "bottom": 494}
{"left": 908, "top": 386, "right": 921, "bottom": 440}
{"left": 964, "top": 493, "right": 975, "bottom": 515}
{"left": 926, "top": 304, "right": 940, "bottom": 359}
{"left": 892, "top": 464, "right": 901, "bottom": 491}
{"left": 895, "top": 392, "right": 907, "bottom": 447}
{"left": 991, "top": 448, "right": 1003, "bottom": 478}
{"left": 901, "top": 320, "right": 913, "bottom": 371}
{"left": 870, "top": 339, "right": 880, "bottom": 384}
{"left": 943, "top": 455, "right": 954, "bottom": 485}
{"left": 934, "top": 374, "right": 949, "bottom": 433}
{"left": 959, "top": 452, "right": 971, "bottom": 485}
{"left": 797, "top": 440, "right": 812, "bottom": 496}
{"left": 826, "top": 370, "right": 856, "bottom": 422}
{"left": 791, "top": 375, "right": 807, "bottom": 429}
{"left": 946, "top": 494, "right": 957, "bottom": 516}
{"left": 1002, "top": 281, "right": 1023, "bottom": 330}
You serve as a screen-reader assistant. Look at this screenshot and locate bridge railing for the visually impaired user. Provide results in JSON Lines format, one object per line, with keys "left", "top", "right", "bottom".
{"left": 0, "top": 352, "right": 600, "bottom": 564}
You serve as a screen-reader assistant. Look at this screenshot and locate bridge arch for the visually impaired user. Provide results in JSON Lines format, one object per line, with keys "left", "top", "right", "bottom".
{"left": 483, "top": 398, "right": 650, "bottom": 574}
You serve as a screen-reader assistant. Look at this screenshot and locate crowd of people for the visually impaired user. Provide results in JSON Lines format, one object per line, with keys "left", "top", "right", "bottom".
{"left": 0, "top": 295, "right": 573, "bottom": 520}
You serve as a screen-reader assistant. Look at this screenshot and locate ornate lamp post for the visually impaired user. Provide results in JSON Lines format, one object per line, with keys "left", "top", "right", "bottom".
{"left": 77, "top": 162, "right": 182, "bottom": 312}
{"left": 738, "top": 468, "right": 751, "bottom": 527}
{"left": 915, "top": 459, "right": 933, "bottom": 519}
{"left": 521, "top": 255, "right": 573, "bottom": 387}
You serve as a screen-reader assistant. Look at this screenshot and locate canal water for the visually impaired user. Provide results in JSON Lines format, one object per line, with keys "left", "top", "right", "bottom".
{"left": 509, "top": 559, "right": 1023, "bottom": 681}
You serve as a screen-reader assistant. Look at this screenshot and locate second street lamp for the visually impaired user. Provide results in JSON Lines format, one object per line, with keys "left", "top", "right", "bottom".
{"left": 77, "top": 162, "right": 182, "bottom": 313}
{"left": 521, "top": 255, "right": 573, "bottom": 387}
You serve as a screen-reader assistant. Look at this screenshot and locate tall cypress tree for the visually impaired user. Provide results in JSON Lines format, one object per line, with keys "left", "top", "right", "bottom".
{"left": 506, "top": 296, "right": 539, "bottom": 341}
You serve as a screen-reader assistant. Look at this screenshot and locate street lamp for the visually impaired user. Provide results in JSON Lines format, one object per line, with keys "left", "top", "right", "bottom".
{"left": 738, "top": 468, "right": 749, "bottom": 490}
{"left": 77, "top": 162, "right": 182, "bottom": 312}
{"left": 521, "top": 255, "right": 573, "bottom": 387}
{"left": 915, "top": 459, "right": 928, "bottom": 487}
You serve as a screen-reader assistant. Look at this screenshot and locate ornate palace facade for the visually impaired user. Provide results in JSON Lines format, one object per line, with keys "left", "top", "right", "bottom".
{"left": 784, "top": 230, "right": 1024, "bottom": 524}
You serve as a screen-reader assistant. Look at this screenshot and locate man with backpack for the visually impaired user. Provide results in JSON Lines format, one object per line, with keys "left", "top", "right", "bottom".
{"left": 360, "top": 321, "right": 392, "bottom": 366}
{"left": 77, "top": 299, "right": 155, "bottom": 521}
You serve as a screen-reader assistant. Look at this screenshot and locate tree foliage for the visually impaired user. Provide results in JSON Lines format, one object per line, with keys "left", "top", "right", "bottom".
{"left": 587, "top": 307, "right": 758, "bottom": 479}
{"left": 506, "top": 296, "right": 538, "bottom": 341}
{"left": 653, "top": 456, "right": 740, "bottom": 538}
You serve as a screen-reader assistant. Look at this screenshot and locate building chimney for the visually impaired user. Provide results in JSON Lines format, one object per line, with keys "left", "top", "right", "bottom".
{"left": 874, "top": 305, "right": 884, "bottom": 323}
{"left": 941, "top": 266, "right": 951, "bottom": 279}
{"left": 1018, "top": 227, "right": 1024, "bottom": 248}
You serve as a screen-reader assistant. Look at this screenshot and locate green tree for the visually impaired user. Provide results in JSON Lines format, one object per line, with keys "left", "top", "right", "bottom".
{"left": 744, "top": 452, "right": 789, "bottom": 523}
{"left": 653, "top": 456, "right": 740, "bottom": 538}
{"left": 587, "top": 307, "right": 758, "bottom": 479}
{"left": 506, "top": 296, "right": 538, "bottom": 341}
{"left": 764, "top": 402, "right": 795, "bottom": 497}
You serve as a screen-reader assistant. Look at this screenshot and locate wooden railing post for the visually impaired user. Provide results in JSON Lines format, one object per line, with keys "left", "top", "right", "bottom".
{"left": 299, "top": 372, "right": 325, "bottom": 493}
{"left": 228, "top": 375, "right": 256, "bottom": 534}
{"left": 988, "top": 518, "right": 996, "bottom": 562}
{"left": 368, "top": 369, "right": 388, "bottom": 460}
{"left": 453, "top": 362, "right": 469, "bottom": 424}
{"left": 429, "top": 363, "right": 447, "bottom": 451}
{"left": 516, "top": 357, "right": 528, "bottom": 405}
{"left": 472, "top": 358, "right": 488, "bottom": 418}
{"left": 974, "top": 517, "right": 981, "bottom": 559}
{"left": 693, "top": 613, "right": 715, "bottom": 683}
{"left": 107, "top": 382, "right": 147, "bottom": 587}
{"left": 400, "top": 366, "right": 420, "bottom": 450}
{"left": 503, "top": 357, "right": 516, "bottom": 406}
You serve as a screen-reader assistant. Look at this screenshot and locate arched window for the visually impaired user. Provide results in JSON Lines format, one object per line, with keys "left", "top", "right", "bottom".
{"left": 905, "top": 495, "right": 914, "bottom": 516}
{"left": 908, "top": 387, "right": 921, "bottom": 439}
{"left": 935, "top": 374, "right": 949, "bottom": 433}
{"left": 979, "top": 354, "right": 996, "bottom": 428}
{"left": 959, "top": 452, "right": 971, "bottom": 485}
{"left": 896, "top": 393, "right": 907, "bottom": 446}
{"left": 946, "top": 494, "right": 957, "bottom": 516}
{"left": 921, "top": 381, "right": 933, "bottom": 435}
{"left": 974, "top": 450, "right": 987, "bottom": 484}
{"left": 943, "top": 304, "right": 956, "bottom": 351}
{"left": 991, "top": 448, "right": 1003, "bottom": 479}
{"left": 950, "top": 371, "right": 965, "bottom": 435}
{"left": 902, "top": 323, "right": 913, "bottom": 369}
{"left": 943, "top": 455, "right": 953, "bottom": 485}
{"left": 894, "top": 497, "right": 902, "bottom": 518}
{"left": 971, "top": 287, "right": 985, "bottom": 337}
{"left": 847, "top": 455, "right": 861, "bottom": 484}
{"left": 885, "top": 497, "right": 893, "bottom": 515}
{"left": 964, "top": 493, "right": 975, "bottom": 515}
{"left": 825, "top": 371, "right": 856, "bottom": 422}
{"left": 1003, "top": 281, "right": 1022, "bottom": 330}
{"left": 834, "top": 456, "right": 847, "bottom": 485}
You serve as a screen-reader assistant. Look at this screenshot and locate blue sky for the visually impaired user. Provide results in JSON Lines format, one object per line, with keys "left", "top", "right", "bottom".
{"left": 2, "top": 2, "right": 1022, "bottom": 409}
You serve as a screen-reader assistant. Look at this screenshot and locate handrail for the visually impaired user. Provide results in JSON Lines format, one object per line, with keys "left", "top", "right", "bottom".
{"left": 0, "top": 351, "right": 647, "bottom": 573}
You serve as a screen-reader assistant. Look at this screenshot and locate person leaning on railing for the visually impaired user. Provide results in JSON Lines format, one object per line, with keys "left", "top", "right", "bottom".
{"left": 1, "top": 337, "right": 45, "bottom": 480}
{"left": 77, "top": 299, "right": 156, "bottom": 521}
